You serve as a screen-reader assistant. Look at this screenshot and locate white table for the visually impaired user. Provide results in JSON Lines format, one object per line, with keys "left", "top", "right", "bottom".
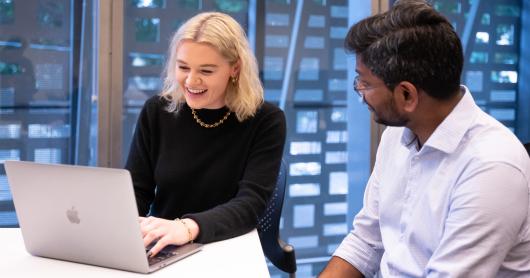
{"left": 0, "top": 228, "right": 270, "bottom": 277}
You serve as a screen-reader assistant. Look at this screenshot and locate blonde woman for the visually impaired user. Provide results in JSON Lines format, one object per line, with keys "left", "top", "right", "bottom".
{"left": 125, "top": 12, "right": 286, "bottom": 257}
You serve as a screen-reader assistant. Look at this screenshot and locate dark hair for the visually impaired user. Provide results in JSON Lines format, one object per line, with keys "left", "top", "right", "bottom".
{"left": 345, "top": 0, "right": 463, "bottom": 100}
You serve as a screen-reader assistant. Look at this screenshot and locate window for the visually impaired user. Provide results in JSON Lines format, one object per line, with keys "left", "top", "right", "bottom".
{"left": 0, "top": 0, "right": 97, "bottom": 227}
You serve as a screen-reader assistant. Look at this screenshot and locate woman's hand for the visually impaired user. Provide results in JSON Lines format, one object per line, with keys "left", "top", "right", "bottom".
{"left": 139, "top": 216, "right": 199, "bottom": 257}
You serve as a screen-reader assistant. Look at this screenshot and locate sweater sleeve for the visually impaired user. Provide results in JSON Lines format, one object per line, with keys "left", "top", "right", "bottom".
{"left": 125, "top": 97, "right": 159, "bottom": 216}
{"left": 184, "top": 107, "right": 287, "bottom": 243}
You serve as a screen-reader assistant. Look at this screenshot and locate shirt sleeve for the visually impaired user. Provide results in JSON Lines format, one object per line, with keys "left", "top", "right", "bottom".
{"left": 184, "top": 108, "right": 286, "bottom": 243}
{"left": 333, "top": 142, "right": 386, "bottom": 277}
{"left": 425, "top": 162, "right": 529, "bottom": 277}
{"left": 124, "top": 97, "right": 159, "bottom": 216}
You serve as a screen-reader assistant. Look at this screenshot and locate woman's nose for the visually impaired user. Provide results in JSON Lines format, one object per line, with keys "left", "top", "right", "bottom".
{"left": 186, "top": 74, "right": 201, "bottom": 85}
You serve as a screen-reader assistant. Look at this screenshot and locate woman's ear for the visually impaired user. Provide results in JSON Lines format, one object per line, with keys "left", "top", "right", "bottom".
{"left": 231, "top": 59, "right": 241, "bottom": 77}
{"left": 395, "top": 81, "right": 419, "bottom": 113}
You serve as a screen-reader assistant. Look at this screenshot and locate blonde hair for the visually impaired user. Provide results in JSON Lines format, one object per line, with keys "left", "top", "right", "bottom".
{"left": 160, "top": 12, "right": 263, "bottom": 121}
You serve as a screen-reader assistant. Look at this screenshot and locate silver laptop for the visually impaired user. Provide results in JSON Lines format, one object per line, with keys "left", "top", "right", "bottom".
{"left": 5, "top": 160, "right": 202, "bottom": 273}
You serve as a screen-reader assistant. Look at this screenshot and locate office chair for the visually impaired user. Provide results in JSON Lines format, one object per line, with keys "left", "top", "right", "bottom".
{"left": 257, "top": 160, "right": 297, "bottom": 277}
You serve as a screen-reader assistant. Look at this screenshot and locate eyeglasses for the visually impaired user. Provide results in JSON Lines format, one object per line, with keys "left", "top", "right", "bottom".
{"left": 353, "top": 76, "right": 373, "bottom": 103}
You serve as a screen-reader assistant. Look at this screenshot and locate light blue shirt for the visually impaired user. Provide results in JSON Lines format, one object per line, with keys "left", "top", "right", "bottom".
{"left": 334, "top": 87, "right": 530, "bottom": 277}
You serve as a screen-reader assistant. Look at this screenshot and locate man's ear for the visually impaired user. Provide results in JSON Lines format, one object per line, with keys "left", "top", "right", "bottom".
{"left": 394, "top": 81, "right": 419, "bottom": 113}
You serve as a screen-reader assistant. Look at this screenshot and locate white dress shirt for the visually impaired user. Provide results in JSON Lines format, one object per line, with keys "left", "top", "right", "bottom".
{"left": 334, "top": 86, "right": 530, "bottom": 277}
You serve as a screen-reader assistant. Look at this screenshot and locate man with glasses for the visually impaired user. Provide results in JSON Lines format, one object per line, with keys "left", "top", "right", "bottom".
{"left": 320, "top": 0, "right": 530, "bottom": 277}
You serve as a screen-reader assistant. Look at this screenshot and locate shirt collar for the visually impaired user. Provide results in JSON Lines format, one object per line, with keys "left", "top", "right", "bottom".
{"left": 400, "top": 85, "right": 479, "bottom": 153}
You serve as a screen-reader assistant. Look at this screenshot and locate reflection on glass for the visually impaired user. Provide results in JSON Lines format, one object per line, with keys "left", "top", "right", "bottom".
{"left": 330, "top": 108, "right": 347, "bottom": 122}
{"left": 131, "top": 0, "right": 165, "bottom": 8}
{"left": 491, "top": 70, "right": 518, "bottom": 84}
{"left": 263, "top": 56, "right": 283, "bottom": 80}
{"left": 130, "top": 52, "right": 164, "bottom": 67}
{"left": 489, "top": 108, "right": 515, "bottom": 121}
{"left": 323, "top": 202, "right": 347, "bottom": 216}
{"left": 287, "top": 235, "right": 318, "bottom": 249}
{"left": 135, "top": 18, "right": 160, "bottom": 42}
{"left": 128, "top": 76, "right": 162, "bottom": 91}
{"left": 326, "top": 130, "right": 347, "bottom": 143}
{"left": 289, "top": 162, "right": 321, "bottom": 176}
{"left": 289, "top": 183, "right": 320, "bottom": 197}
{"left": 294, "top": 89, "right": 323, "bottom": 102}
{"left": 495, "top": 4, "right": 519, "bottom": 17}
{"left": 266, "top": 13, "right": 289, "bottom": 26}
{"left": 0, "top": 175, "right": 12, "bottom": 201}
{"left": 0, "top": 0, "right": 14, "bottom": 24}
{"left": 34, "top": 148, "right": 61, "bottom": 164}
{"left": 329, "top": 171, "right": 347, "bottom": 195}
{"left": 0, "top": 123, "right": 20, "bottom": 139}
{"left": 298, "top": 57, "right": 319, "bottom": 80}
{"left": 215, "top": 0, "right": 246, "bottom": 13}
{"left": 38, "top": 2, "right": 65, "bottom": 27}
{"left": 475, "top": 31, "right": 489, "bottom": 44}
{"left": 265, "top": 35, "right": 289, "bottom": 48}
{"left": 434, "top": 1, "right": 461, "bottom": 14}
{"left": 470, "top": 51, "right": 488, "bottom": 64}
{"left": 308, "top": 15, "right": 325, "bottom": 28}
{"left": 296, "top": 111, "right": 318, "bottom": 133}
{"left": 177, "top": 0, "right": 201, "bottom": 9}
{"left": 496, "top": 24, "right": 514, "bottom": 45}
{"left": 28, "top": 124, "right": 70, "bottom": 138}
{"left": 323, "top": 223, "right": 347, "bottom": 236}
{"left": 481, "top": 13, "right": 490, "bottom": 25}
{"left": 304, "top": 36, "right": 324, "bottom": 49}
{"left": 293, "top": 205, "right": 315, "bottom": 228}
{"left": 0, "top": 61, "right": 22, "bottom": 74}
{"left": 325, "top": 151, "right": 347, "bottom": 164}
{"left": 0, "top": 149, "right": 19, "bottom": 162}
{"left": 0, "top": 88, "right": 15, "bottom": 108}
{"left": 490, "top": 90, "right": 516, "bottom": 102}
{"left": 290, "top": 141, "right": 321, "bottom": 155}
{"left": 494, "top": 52, "right": 518, "bottom": 65}
{"left": 465, "top": 71, "right": 483, "bottom": 92}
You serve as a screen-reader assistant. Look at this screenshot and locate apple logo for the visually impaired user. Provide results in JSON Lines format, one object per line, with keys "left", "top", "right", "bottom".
{"left": 66, "top": 206, "right": 81, "bottom": 224}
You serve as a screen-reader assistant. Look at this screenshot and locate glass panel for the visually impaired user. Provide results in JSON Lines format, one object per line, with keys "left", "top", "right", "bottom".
{"left": 215, "top": 0, "right": 247, "bottom": 13}
{"left": 0, "top": 0, "right": 98, "bottom": 227}
{"left": 293, "top": 205, "right": 315, "bottom": 228}
{"left": 289, "top": 183, "right": 321, "bottom": 197}
{"left": 494, "top": 52, "right": 518, "bottom": 64}
{"left": 266, "top": 13, "right": 289, "bottom": 26}
{"left": 496, "top": 24, "right": 514, "bottom": 45}
{"left": 433, "top": 1, "right": 461, "bottom": 14}
{"left": 298, "top": 57, "right": 319, "bottom": 80}
{"left": 470, "top": 51, "right": 488, "bottom": 63}
{"left": 475, "top": 31, "right": 489, "bottom": 43}
{"left": 296, "top": 111, "right": 318, "bottom": 133}
{"left": 495, "top": 4, "right": 520, "bottom": 17}
{"left": 491, "top": 71, "right": 518, "bottom": 84}
{"left": 131, "top": 0, "right": 165, "bottom": 8}
{"left": 0, "top": 0, "right": 14, "bottom": 24}
{"left": 290, "top": 141, "right": 322, "bottom": 155}
{"left": 481, "top": 13, "right": 490, "bottom": 25}
{"left": 135, "top": 18, "right": 160, "bottom": 42}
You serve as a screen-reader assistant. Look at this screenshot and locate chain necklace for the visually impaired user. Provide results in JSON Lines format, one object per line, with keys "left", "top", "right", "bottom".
{"left": 191, "top": 108, "right": 231, "bottom": 128}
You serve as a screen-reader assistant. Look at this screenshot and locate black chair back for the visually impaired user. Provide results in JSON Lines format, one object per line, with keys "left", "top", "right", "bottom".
{"left": 257, "top": 160, "right": 296, "bottom": 276}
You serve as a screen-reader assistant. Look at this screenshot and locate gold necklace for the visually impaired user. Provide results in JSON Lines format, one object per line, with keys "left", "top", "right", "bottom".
{"left": 191, "top": 108, "right": 231, "bottom": 128}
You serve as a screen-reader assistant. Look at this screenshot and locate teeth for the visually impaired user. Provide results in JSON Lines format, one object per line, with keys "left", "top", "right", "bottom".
{"left": 187, "top": 87, "right": 207, "bottom": 94}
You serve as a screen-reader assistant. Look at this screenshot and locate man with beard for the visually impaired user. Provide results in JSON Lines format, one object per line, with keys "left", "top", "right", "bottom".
{"left": 320, "top": 0, "right": 530, "bottom": 277}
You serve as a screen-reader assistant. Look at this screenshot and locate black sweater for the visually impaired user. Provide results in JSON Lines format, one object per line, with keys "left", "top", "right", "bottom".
{"left": 125, "top": 96, "right": 286, "bottom": 243}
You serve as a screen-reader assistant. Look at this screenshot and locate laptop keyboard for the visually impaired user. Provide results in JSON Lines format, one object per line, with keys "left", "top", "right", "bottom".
{"left": 146, "top": 248, "right": 179, "bottom": 266}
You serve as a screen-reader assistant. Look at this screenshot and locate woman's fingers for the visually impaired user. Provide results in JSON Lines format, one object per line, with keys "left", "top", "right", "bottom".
{"left": 147, "top": 235, "right": 172, "bottom": 257}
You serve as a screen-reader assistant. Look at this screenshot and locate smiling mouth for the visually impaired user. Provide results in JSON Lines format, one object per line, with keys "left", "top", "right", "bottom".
{"left": 186, "top": 87, "right": 207, "bottom": 95}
